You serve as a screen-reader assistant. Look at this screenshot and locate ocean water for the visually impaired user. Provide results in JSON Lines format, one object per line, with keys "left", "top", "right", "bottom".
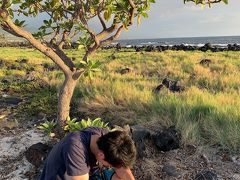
{"left": 116, "top": 36, "right": 240, "bottom": 47}
{"left": 2, "top": 33, "right": 240, "bottom": 47}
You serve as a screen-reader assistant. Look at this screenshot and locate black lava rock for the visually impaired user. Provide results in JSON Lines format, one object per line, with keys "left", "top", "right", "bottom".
{"left": 153, "top": 126, "right": 180, "bottom": 152}
{"left": 153, "top": 84, "right": 164, "bottom": 93}
{"left": 195, "top": 171, "right": 218, "bottom": 180}
{"left": 25, "top": 142, "right": 52, "bottom": 168}
{"left": 162, "top": 78, "right": 184, "bottom": 93}
{"left": 130, "top": 125, "right": 151, "bottom": 158}
{"left": 119, "top": 68, "right": 131, "bottom": 75}
{"left": 199, "top": 59, "right": 212, "bottom": 66}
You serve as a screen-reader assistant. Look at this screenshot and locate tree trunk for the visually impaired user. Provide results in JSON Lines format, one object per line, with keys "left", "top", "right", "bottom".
{"left": 57, "top": 74, "right": 77, "bottom": 137}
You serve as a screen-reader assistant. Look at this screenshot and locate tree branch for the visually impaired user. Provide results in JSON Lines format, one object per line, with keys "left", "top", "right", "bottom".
{"left": 82, "top": 43, "right": 99, "bottom": 62}
{"left": 96, "top": 23, "right": 119, "bottom": 40}
{"left": 1, "top": 0, "right": 8, "bottom": 9}
{"left": 53, "top": 46, "right": 75, "bottom": 70}
{"left": 185, "top": 0, "right": 222, "bottom": 4}
{"left": 58, "top": 30, "right": 69, "bottom": 49}
{"left": 97, "top": 2, "right": 107, "bottom": 30}
{"left": 100, "top": 25, "right": 124, "bottom": 46}
{"left": 1, "top": 23, "right": 23, "bottom": 38}
{"left": 128, "top": 0, "right": 136, "bottom": 26}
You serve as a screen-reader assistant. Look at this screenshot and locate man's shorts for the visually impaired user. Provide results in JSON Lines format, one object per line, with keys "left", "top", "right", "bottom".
{"left": 90, "top": 168, "right": 115, "bottom": 180}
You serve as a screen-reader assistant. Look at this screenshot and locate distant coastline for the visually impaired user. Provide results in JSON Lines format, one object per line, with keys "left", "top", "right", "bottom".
{"left": 1, "top": 32, "right": 240, "bottom": 48}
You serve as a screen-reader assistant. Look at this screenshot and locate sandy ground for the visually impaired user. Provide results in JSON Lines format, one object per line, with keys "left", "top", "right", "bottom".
{"left": 0, "top": 128, "right": 49, "bottom": 180}
{"left": 1, "top": 126, "right": 240, "bottom": 180}
{"left": 0, "top": 94, "right": 240, "bottom": 180}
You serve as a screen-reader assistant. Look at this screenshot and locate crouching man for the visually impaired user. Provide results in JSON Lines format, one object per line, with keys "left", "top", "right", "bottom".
{"left": 40, "top": 127, "right": 136, "bottom": 180}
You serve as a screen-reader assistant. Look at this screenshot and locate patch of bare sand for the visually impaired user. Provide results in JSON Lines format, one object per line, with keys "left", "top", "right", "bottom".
{"left": 0, "top": 129, "right": 49, "bottom": 180}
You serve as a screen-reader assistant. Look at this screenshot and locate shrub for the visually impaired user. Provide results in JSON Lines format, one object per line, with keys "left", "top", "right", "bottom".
{"left": 39, "top": 117, "right": 111, "bottom": 137}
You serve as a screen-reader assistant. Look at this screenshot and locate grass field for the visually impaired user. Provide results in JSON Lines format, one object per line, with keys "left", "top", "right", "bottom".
{"left": 0, "top": 47, "right": 240, "bottom": 150}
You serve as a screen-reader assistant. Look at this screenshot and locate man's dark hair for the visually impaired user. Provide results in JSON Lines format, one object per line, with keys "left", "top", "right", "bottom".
{"left": 97, "top": 130, "right": 136, "bottom": 168}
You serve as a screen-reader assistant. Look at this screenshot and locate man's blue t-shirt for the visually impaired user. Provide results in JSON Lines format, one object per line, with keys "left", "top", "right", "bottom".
{"left": 40, "top": 127, "right": 108, "bottom": 180}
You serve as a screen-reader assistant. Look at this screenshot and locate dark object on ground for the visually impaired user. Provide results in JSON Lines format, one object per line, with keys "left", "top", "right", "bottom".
{"left": 227, "top": 43, "right": 240, "bottom": 51}
{"left": 19, "top": 59, "right": 29, "bottom": 64}
{"left": 145, "top": 45, "right": 155, "bottom": 52}
{"left": 153, "top": 126, "right": 180, "bottom": 152}
{"left": 153, "top": 84, "right": 164, "bottom": 93}
{"left": 116, "top": 43, "right": 121, "bottom": 51}
{"left": 1, "top": 79, "right": 10, "bottom": 84}
{"left": 25, "top": 142, "right": 52, "bottom": 168}
{"left": 35, "top": 79, "right": 49, "bottom": 88}
{"left": 110, "top": 54, "right": 116, "bottom": 60}
{"left": 0, "top": 96, "right": 23, "bottom": 106}
{"left": 37, "top": 112, "right": 46, "bottom": 120}
{"left": 199, "top": 59, "right": 212, "bottom": 66}
{"left": 130, "top": 125, "right": 151, "bottom": 158}
{"left": 9, "top": 64, "right": 22, "bottom": 70}
{"left": 135, "top": 46, "right": 144, "bottom": 52}
{"left": 25, "top": 72, "right": 49, "bottom": 88}
{"left": 199, "top": 43, "right": 212, "bottom": 52}
{"left": 162, "top": 164, "right": 180, "bottom": 177}
{"left": 0, "top": 59, "right": 4, "bottom": 66}
{"left": 119, "top": 68, "right": 131, "bottom": 75}
{"left": 41, "top": 63, "right": 56, "bottom": 71}
{"left": 162, "top": 78, "right": 177, "bottom": 88}
{"left": 169, "top": 84, "right": 185, "bottom": 93}
{"left": 162, "top": 78, "right": 185, "bottom": 93}
{"left": 195, "top": 171, "right": 218, "bottom": 180}
{"left": 26, "top": 71, "right": 39, "bottom": 81}
{"left": 156, "top": 46, "right": 163, "bottom": 52}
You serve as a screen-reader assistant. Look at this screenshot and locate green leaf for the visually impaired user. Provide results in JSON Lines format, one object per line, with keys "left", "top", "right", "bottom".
{"left": 141, "top": 12, "right": 148, "bottom": 18}
{"left": 79, "top": 60, "right": 87, "bottom": 65}
{"left": 104, "top": 11, "right": 109, "bottom": 20}
{"left": 81, "top": 119, "right": 88, "bottom": 128}
{"left": 137, "top": 15, "right": 141, "bottom": 26}
{"left": 222, "top": 0, "right": 228, "bottom": 4}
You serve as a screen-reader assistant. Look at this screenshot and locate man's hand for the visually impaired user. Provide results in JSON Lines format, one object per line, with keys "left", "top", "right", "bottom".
{"left": 112, "top": 167, "right": 135, "bottom": 180}
{"left": 64, "top": 172, "right": 89, "bottom": 180}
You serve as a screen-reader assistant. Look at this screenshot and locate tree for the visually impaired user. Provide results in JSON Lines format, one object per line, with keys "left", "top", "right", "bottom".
{"left": 184, "top": 0, "right": 228, "bottom": 7}
{"left": 0, "top": 0, "right": 227, "bottom": 136}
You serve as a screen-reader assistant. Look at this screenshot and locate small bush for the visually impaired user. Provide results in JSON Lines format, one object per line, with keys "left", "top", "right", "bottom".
{"left": 64, "top": 117, "right": 110, "bottom": 133}
{"left": 39, "top": 117, "right": 111, "bottom": 137}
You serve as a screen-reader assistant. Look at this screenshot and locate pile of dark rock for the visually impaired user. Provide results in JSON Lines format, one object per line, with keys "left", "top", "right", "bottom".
{"left": 153, "top": 78, "right": 185, "bottom": 93}
{"left": 116, "top": 67, "right": 131, "bottom": 75}
{"left": 199, "top": 59, "right": 212, "bottom": 66}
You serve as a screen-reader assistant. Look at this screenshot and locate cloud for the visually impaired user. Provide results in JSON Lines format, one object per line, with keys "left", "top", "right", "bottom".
{"left": 199, "top": 15, "right": 224, "bottom": 24}
{"left": 183, "top": 4, "right": 204, "bottom": 12}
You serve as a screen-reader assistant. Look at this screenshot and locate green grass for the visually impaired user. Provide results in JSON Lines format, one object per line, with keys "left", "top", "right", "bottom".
{"left": 0, "top": 47, "right": 240, "bottom": 151}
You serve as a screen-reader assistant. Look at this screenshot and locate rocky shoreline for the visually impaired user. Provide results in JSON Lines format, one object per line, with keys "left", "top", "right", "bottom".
{"left": 103, "top": 43, "right": 240, "bottom": 52}
{"left": 1, "top": 41, "right": 240, "bottom": 52}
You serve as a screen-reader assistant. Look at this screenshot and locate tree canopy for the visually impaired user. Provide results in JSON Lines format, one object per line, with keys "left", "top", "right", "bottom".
{"left": 0, "top": 0, "right": 157, "bottom": 61}
{"left": 0, "top": 0, "right": 228, "bottom": 135}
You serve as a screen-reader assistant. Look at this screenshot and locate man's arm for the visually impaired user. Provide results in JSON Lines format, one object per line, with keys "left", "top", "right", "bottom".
{"left": 64, "top": 172, "right": 89, "bottom": 180}
{"left": 112, "top": 168, "right": 135, "bottom": 180}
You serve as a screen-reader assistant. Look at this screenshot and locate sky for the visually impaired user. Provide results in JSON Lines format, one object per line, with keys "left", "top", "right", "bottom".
{"left": 3, "top": 0, "right": 240, "bottom": 40}
{"left": 119, "top": 0, "right": 240, "bottom": 39}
